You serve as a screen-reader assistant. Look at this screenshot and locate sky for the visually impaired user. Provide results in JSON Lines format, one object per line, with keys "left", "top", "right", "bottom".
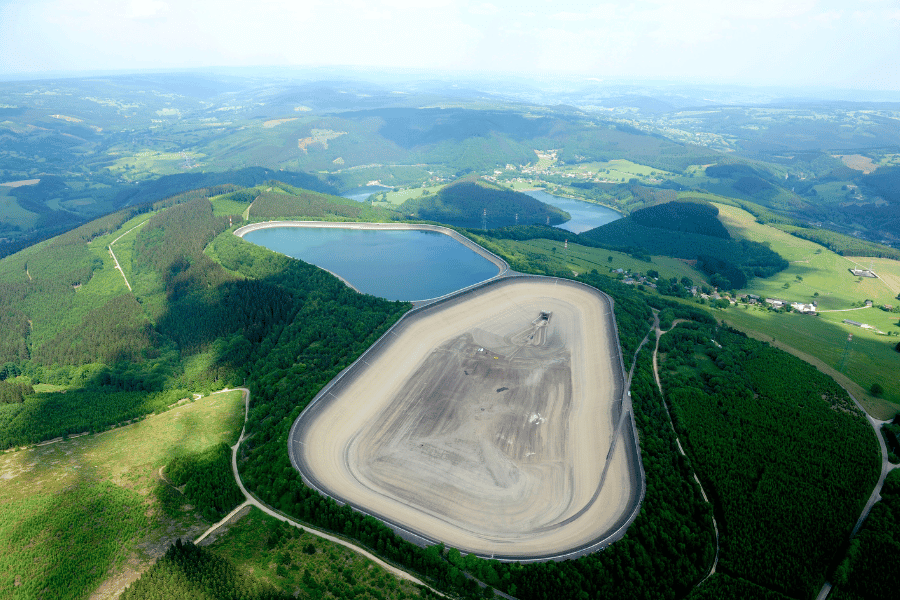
{"left": 1, "top": 0, "right": 899, "bottom": 90}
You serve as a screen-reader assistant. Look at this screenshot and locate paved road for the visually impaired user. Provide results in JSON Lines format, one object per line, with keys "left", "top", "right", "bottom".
{"left": 191, "top": 388, "right": 442, "bottom": 594}
{"left": 814, "top": 392, "right": 897, "bottom": 600}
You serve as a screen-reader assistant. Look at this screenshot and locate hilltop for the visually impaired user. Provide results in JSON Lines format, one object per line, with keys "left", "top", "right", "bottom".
{"left": 398, "top": 178, "right": 569, "bottom": 229}
{"left": 580, "top": 200, "right": 787, "bottom": 289}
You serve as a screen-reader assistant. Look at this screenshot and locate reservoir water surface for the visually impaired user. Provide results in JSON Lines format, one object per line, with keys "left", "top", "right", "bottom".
{"left": 242, "top": 227, "right": 499, "bottom": 301}
{"left": 342, "top": 188, "right": 621, "bottom": 234}
{"left": 521, "top": 190, "right": 621, "bottom": 234}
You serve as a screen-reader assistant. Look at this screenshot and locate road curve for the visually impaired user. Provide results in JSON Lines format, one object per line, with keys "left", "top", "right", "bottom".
{"left": 650, "top": 313, "right": 720, "bottom": 587}
{"left": 191, "top": 388, "right": 440, "bottom": 593}
{"left": 815, "top": 395, "right": 899, "bottom": 599}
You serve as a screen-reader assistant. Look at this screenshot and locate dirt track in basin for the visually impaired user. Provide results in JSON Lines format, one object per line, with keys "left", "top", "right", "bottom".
{"left": 290, "top": 277, "right": 640, "bottom": 560}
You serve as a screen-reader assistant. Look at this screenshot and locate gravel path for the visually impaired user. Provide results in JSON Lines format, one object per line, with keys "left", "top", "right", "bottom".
{"left": 651, "top": 312, "right": 720, "bottom": 586}
{"left": 192, "top": 388, "right": 441, "bottom": 594}
{"left": 107, "top": 219, "right": 149, "bottom": 292}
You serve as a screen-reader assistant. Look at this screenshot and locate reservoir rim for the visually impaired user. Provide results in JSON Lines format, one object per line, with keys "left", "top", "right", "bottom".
{"left": 286, "top": 273, "right": 646, "bottom": 562}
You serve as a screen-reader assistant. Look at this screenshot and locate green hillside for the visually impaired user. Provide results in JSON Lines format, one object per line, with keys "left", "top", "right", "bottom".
{"left": 581, "top": 200, "right": 788, "bottom": 288}
{"left": 398, "top": 178, "right": 569, "bottom": 229}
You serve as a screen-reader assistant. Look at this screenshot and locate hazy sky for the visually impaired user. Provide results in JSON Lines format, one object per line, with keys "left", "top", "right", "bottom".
{"left": 1, "top": 0, "right": 899, "bottom": 90}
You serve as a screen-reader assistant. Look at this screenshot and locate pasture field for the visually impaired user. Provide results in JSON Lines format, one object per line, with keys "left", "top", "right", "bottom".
{"left": 0, "top": 390, "right": 244, "bottom": 600}
{"left": 812, "top": 181, "right": 858, "bottom": 205}
{"left": 105, "top": 150, "right": 207, "bottom": 180}
{"left": 555, "top": 159, "right": 674, "bottom": 182}
{"left": 377, "top": 185, "right": 443, "bottom": 206}
{"left": 90, "top": 214, "right": 154, "bottom": 294}
{"left": 206, "top": 507, "right": 431, "bottom": 599}
{"left": 0, "top": 186, "right": 40, "bottom": 230}
{"left": 714, "top": 203, "right": 898, "bottom": 309}
{"left": 721, "top": 307, "right": 898, "bottom": 419}
{"left": 210, "top": 194, "right": 253, "bottom": 218}
{"left": 706, "top": 203, "right": 900, "bottom": 415}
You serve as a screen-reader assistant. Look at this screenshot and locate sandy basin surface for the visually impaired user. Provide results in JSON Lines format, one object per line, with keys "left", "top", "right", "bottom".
{"left": 292, "top": 277, "right": 636, "bottom": 558}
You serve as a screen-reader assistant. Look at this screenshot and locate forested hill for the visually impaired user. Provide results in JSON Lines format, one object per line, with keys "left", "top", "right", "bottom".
{"left": 398, "top": 178, "right": 569, "bottom": 229}
{"left": 629, "top": 200, "right": 731, "bottom": 239}
{"left": 580, "top": 200, "right": 787, "bottom": 289}
{"left": 109, "top": 167, "right": 338, "bottom": 209}
{"left": 0, "top": 168, "right": 338, "bottom": 261}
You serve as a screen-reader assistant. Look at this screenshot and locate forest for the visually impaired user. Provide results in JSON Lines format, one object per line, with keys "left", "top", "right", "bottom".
{"left": 121, "top": 539, "right": 292, "bottom": 600}
{"left": 580, "top": 201, "right": 788, "bottom": 289}
{"left": 628, "top": 200, "right": 731, "bottom": 239}
{"left": 166, "top": 442, "right": 244, "bottom": 522}
{"left": 658, "top": 323, "right": 881, "bottom": 598}
{"left": 247, "top": 182, "right": 400, "bottom": 222}
{"left": 831, "top": 469, "right": 900, "bottom": 600}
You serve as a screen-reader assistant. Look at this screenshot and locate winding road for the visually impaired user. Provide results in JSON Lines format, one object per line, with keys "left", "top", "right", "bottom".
{"left": 814, "top": 393, "right": 899, "bottom": 600}
{"left": 650, "top": 314, "right": 894, "bottom": 599}
{"left": 189, "top": 388, "right": 442, "bottom": 595}
{"left": 650, "top": 312, "right": 720, "bottom": 587}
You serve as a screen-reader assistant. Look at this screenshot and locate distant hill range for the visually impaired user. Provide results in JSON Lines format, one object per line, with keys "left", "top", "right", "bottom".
{"left": 580, "top": 200, "right": 787, "bottom": 289}
{"left": 398, "top": 178, "right": 569, "bottom": 229}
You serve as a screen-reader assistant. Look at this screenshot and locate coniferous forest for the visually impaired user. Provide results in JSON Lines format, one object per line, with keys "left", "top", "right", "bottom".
{"left": 658, "top": 323, "right": 880, "bottom": 598}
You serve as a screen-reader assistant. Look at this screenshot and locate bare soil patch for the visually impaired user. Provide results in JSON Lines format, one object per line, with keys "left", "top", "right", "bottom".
{"left": 294, "top": 277, "right": 637, "bottom": 558}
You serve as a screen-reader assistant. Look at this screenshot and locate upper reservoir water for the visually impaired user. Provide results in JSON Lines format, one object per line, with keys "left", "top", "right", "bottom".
{"left": 242, "top": 227, "right": 499, "bottom": 301}
{"left": 522, "top": 190, "right": 621, "bottom": 234}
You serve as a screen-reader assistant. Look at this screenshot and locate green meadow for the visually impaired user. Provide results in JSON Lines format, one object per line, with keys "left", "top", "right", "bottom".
{"left": 376, "top": 185, "right": 443, "bottom": 207}
{"left": 492, "top": 237, "right": 709, "bottom": 283}
{"left": 555, "top": 158, "right": 674, "bottom": 182}
{"left": 0, "top": 390, "right": 244, "bottom": 600}
{"left": 708, "top": 203, "right": 900, "bottom": 416}
{"left": 0, "top": 186, "right": 40, "bottom": 230}
{"left": 106, "top": 150, "right": 208, "bottom": 180}
{"left": 210, "top": 194, "right": 253, "bottom": 218}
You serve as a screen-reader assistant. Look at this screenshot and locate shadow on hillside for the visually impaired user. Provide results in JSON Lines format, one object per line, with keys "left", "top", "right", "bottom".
{"left": 2, "top": 451, "right": 151, "bottom": 599}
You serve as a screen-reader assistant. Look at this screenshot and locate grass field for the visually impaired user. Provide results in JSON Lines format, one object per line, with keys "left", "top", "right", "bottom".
{"left": 721, "top": 307, "right": 898, "bottom": 419}
{"left": 0, "top": 186, "right": 40, "bottom": 230}
{"left": 93, "top": 214, "right": 154, "bottom": 294}
{"left": 714, "top": 203, "right": 898, "bottom": 309}
{"left": 555, "top": 159, "right": 674, "bottom": 183}
{"left": 207, "top": 508, "right": 430, "bottom": 599}
{"left": 0, "top": 390, "right": 244, "bottom": 600}
{"left": 377, "top": 185, "right": 443, "bottom": 207}
{"left": 484, "top": 237, "right": 709, "bottom": 284}
{"left": 210, "top": 194, "right": 253, "bottom": 218}
{"left": 105, "top": 150, "right": 207, "bottom": 180}
{"left": 705, "top": 203, "right": 900, "bottom": 417}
